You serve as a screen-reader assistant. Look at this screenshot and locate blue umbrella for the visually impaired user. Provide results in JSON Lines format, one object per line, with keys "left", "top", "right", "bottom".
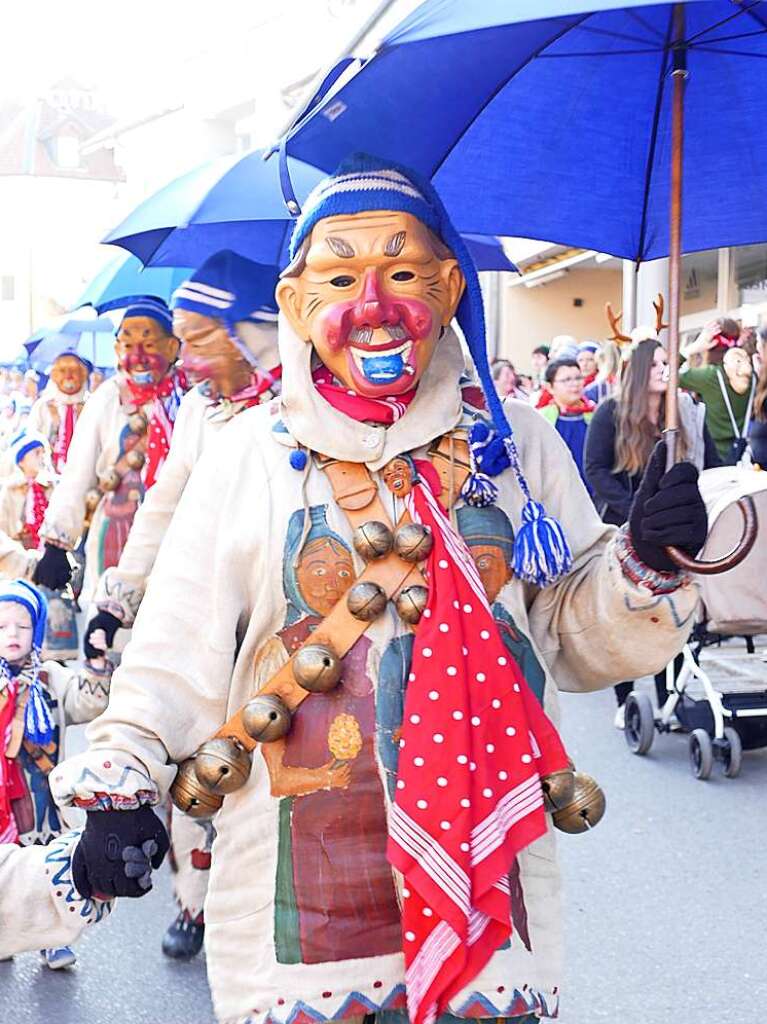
{"left": 283, "top": 0, "right": 767, "bottom": 262}
{"left": 74, "top": 252, "right": 193, "bottom": 313}
{"left": 103, "top": 150, "right": 325, "bottom": 269}
{"left": 103, "top": 148, "right": 517, "bottom": 275}
{"left": 24, "top": 316, "right": 116, "bottom": 371}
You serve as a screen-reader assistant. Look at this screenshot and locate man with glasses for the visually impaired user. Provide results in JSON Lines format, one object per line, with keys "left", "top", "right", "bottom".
{"left": 538, "top": 358, "right": 595, "bottom": 494}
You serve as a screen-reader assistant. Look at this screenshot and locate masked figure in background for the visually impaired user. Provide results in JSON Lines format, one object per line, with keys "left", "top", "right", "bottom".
{"left": 27, "top": 353, "right": 91, "bottom": 472}
{"left": 32, "top": 299, "right": 185, "bottom": 601}
{"left": 0, "top": 432, "right": 55, "bottom": 584}
{"left": 81, "top": 251, "right": 280, "bottom": 961}
{"left": 55, "top": 157, "right": 705, "bottom": 1024}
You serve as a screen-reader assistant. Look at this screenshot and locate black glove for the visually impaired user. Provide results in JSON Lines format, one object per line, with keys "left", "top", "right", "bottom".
{"left": 72, "top": 805, "right": 169, "bottom": 900}
{"left": 83, "top": 610, "right": 122, "bottom": 659}
{"left": 33, "top": 543, "right": 73, "bottom": 591}
{"left": 629, "top": 440, "right": 708, "bottom": 573}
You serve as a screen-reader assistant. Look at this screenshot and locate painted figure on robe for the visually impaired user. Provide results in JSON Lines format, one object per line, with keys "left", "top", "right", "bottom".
{"left": 255, "top": 504, "right": 401, "bottom": 965}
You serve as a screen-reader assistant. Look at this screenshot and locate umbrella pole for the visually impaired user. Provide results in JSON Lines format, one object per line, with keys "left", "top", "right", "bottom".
{"left": 665, "top": 4, "right": 687, "bottom": 470}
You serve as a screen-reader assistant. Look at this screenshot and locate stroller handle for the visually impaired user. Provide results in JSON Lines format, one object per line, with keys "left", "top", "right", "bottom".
{"left": 666, "top": 495, "right": 758, "bottom": 576}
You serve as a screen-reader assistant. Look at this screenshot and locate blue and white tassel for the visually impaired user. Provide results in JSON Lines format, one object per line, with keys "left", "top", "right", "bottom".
{"left": 505, "top": 437, "right": 573, "bottom": 587}
{"left": 23, "top": 648, "right": 55, "bottom": 746}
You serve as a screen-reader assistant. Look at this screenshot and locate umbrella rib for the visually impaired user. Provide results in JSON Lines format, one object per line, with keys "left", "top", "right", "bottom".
{"left": 691, "top": 27, "right": 767, "bottom": 44}
{"left": 427, "top": 13, "right": 593, "bottom": 181}
{"left": 692, "top": 44, "right": 767, "bottom": 56}
{"left": 743, "top": 5, "right": 767, "bottom": 32}
{"left": 624, "top": 9, "right": 666, "bottom": 42}
{"left": 577, "top": 24, "right": 660, "bottom": 45}
{"left": 538, "top": 47, "right": 663, "bottom": 57}
{"left": 684, "top": 1, "right": 757, "bottom": 45}
{"left": 635, "top": 9, "right": 675, "bottom": 265}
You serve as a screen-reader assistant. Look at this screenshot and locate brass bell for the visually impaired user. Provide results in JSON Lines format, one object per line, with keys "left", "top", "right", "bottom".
{"left": 395, "top": 585, "right": 429, "bottom": 625}
{"left": 170, "top": 758, "right": 224, "bottom": 818}
{"left": 551, "top": 771, "right": 606, "bottom": 834}
{"left": 394, "top": 522, "right": 434, "bottom": 563}
{"left": 540, "top": 769, "right": 576, "bottom": 813}
{"left": 293, "top": 643, "right": 342, "bottom": 693}
{"left": 242, "top": 694, "right": 291, "bottom": 743}
{"left": 128, "top": 413, "right": 148, "bottom": 435}
{"left": 99, "top": 468, "right": 122, "bottom": 492}
{"left": 125, "top": 448, "right": 146, "bottom": 471}
{"left": 193, "top": 737, "right": 252, "bottom": 795}
{"left": 347, "top": 580, "right": 388, "bottom": 621}
{"left": 84, "top": 488, "right": 102, "bottom": 512}
{"left": 352, "top": 521, "right": 394, "bottom": 561}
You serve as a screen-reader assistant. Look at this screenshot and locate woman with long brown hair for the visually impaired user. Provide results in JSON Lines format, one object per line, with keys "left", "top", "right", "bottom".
{"left": 584, "top": 337, "right": 720, "bottom": 723}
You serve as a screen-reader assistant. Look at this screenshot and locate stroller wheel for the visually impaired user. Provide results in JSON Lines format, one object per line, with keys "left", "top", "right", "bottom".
{"left": 722, "top": 727, "right": 743, "bottom": 779}
{"left": 689, "top": 729, "right": 713, "bottom": 780}
{"left": 624, "top": 692, "right": 655, "bottom": 755}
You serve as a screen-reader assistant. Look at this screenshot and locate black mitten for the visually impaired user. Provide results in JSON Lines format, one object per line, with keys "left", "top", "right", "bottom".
{"left": 628, "top": 440, "right": 708, "bottom": 573}
{"left": 33, "top": 544, "right": 73, "bottom": 591}
{"left": 72, "top": 805, "right": 169, "bottom": 900}
{"left": 83, "top": 610, "right": 122, "bottom": 659}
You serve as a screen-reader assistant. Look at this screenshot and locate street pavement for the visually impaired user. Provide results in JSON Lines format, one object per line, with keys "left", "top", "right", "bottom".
{"left": 5, "top": 677, "right": 767, "bottom": 1024}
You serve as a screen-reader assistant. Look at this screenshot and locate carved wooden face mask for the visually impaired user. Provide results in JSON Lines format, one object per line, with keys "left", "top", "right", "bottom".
{"left": 115, "top": 316, "right": 179, "bottom": 385}
{"left": 51, "top": 354, "right": 88, "bottom": 396}
{"left": 277, "top": 211, "right": 464, "bottom": 398}
{"left": 174, "top": 309, "right": 250, "bottom": 396}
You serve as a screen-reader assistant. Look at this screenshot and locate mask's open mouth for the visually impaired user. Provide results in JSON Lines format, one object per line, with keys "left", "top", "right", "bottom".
{"left": 349, "top": 340, "right": 414, "bottom": 385}
{"left": 129, "top": 369, "right": 154, "bottom": 385}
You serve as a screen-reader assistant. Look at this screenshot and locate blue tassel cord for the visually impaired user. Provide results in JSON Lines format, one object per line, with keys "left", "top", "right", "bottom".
{"left": 23, "top": 654, "right": 55, "bottom": 746}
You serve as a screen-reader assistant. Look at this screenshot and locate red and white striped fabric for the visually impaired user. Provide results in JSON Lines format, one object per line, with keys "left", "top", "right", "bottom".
{"left": 53, "top": 402, "right": 76, "bottom": 472}
{"left": 0, "top": 677, "right": 20, "bottom": 844}
{"left": 388, "top": 482, "right": 568, "bottom": 1024}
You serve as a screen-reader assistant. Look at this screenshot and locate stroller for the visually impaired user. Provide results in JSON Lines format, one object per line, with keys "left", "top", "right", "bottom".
{"left": 624, "top": 466, "right": 767, "bottom": 779}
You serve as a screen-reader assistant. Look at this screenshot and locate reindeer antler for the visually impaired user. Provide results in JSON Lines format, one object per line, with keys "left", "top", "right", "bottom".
{"left": 653, "top": 293, "right": 669, "bottom": 334}
{"left": 605, "top": 301, "right": 631, "bottom": 344}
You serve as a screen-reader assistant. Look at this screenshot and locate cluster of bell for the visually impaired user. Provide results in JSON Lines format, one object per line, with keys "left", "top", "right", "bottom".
{"left": 540, "top": 766, "right": 606, "bottom": 834}
{"left": 349, "top": 520, "right": 432, "bottom": 626}
{"left": 170, "top": 646, "right": 350, "bottom": 816}
{"left": 84, "top": 412, "right": 148, "bottom": 512}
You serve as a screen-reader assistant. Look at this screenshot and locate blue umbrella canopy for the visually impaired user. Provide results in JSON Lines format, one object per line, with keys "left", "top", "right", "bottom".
{"left": 283, "top": 0, "right": 767, "bottom": 261}
{"left": 103, "top": 148, "right": 518, "bottom": 275}
{"left": 74, "top": 252, "right": 193, "bottom": 313}
{"left": 103, "top": 150, "right": 325, "bottom": 269}
{"left": 24, "top": 315, "right": 116, "bottom": 371}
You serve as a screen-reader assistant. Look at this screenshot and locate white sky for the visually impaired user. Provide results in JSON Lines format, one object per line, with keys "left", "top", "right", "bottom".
{"left": 3, "top": 0, "right": 378, "bottom": 118}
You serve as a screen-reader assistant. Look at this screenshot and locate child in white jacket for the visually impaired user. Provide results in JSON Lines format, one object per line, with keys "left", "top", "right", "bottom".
{"left": 0, "top": 579, "right": 111, "bottom": 969}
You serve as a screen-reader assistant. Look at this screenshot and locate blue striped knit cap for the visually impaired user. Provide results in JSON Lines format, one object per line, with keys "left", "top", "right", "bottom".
{"left": 288, "top": 154, "right": 571, "bottom": 586}
{"left": 10, "top": 430, "right": 48, "bottom": 467}
{"left": 122, "top": 297, "right": 174, "bottom": 336}
{"left": 172, "top": 250, "right": 278, "bottom": 367}
{"left": 0, "top": 579, "right": 54, "bottom": 745}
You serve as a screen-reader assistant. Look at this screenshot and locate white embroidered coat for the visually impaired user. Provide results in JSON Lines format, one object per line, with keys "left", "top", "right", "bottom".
{"left": 52, "top": 321, "right": 698, "bottom": 1024}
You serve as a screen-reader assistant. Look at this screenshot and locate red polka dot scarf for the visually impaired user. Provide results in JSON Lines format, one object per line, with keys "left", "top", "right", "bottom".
{"left": 389, "top": 481, "right": 569, "bottom": 1024}
{"left": 126, "top": 371, "right": 186, "bottom": 489}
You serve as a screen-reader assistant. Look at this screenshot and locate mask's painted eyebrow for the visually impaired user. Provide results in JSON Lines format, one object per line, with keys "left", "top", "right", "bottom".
{"left": 326, "top": 236, "right": 356, "bottom": 259}
{"left": 385, "top": 231, "right": 406, "bottom": 257}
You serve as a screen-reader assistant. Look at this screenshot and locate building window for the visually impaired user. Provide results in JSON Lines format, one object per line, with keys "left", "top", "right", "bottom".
{"left": 734, "top": 243, "right": 767, "bottom": 306}
{"left": 1, "top": 276, "right": 14, "bottom": 301}
{"left": 680, "top": 249, "right": 718, "bottom": 318}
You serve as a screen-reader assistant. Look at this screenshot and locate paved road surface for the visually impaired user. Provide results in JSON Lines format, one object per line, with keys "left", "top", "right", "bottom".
{"left": 5, "top": 677, "right": 767, "bottom": 1024}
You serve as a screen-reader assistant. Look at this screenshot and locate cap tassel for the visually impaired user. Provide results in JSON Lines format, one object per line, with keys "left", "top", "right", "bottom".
{"left": 504, "top": 438, "right": 572, "bottom": 587}
{"left": 461, "top": 422, "right": 499, "bottom": 508}
{"left": 23, "top": 652, "right": 55, "bottom": 746}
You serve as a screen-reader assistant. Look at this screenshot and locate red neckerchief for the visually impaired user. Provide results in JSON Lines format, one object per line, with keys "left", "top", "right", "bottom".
{"left": 319, "top": 375, "right": 569, "bottom": 1024}
{"left": 126, "top": 371, "right": 185, "bottom": 489}
{"left": 558, "top": 397, "right": 595, "bottom": 416}
{"left": 23, "top": 480, "right": 48, "bottom": 550}
{"left": 313, "top": 366, "right": 417, "bottom": 425}
{"left": 228, "top": 365, "right": 282, "bottom": 406}
{"left": 53, "top": 403, "right": 77, "bottom": 472}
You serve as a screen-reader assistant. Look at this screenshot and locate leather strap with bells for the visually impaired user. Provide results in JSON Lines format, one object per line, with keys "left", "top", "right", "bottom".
{"left": 211, "top": 435, "right": 471, "bottom": 752}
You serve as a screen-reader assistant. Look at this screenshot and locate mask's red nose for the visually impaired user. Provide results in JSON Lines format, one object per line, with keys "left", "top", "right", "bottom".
{"left": 349, "top": 269, "right": 400, "bottom": 330}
